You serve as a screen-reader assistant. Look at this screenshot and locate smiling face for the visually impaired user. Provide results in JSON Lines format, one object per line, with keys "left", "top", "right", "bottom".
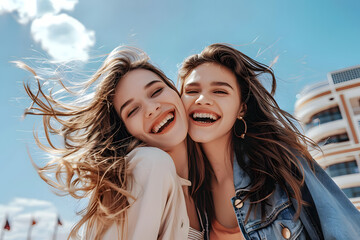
{"left": 181, "top": 63, "right": 244, "bottom": 144}
{"left": 113, "top": 69, "right": 188, "bottom": 151}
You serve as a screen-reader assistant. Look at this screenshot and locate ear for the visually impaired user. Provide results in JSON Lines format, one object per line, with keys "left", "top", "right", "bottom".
{"left": 238, "top": 103, "right": 247, "bottom": 117}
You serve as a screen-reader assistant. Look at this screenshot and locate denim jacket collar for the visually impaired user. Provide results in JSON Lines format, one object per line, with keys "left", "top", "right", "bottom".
{"left": 233, "top": 154, "right": 251, "bottom": 191}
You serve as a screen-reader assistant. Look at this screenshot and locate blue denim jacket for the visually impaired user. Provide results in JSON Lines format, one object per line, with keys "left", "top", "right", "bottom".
{"left": 298, "top": 156, "right": 360, "bottom": 239}
{"left": 224, "top": 154, "right": 360, "bottom": 240}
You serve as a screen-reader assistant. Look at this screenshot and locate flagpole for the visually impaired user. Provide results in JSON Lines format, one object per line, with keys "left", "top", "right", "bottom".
{"left": 27, "top": 217, "right": 36, "bottom": 240}
{"left": 52, "top": 222, "right": 58, "bottom": 240}
{"left": 27, "top": 224, "right": 32, "bottom": 240}
{"left": 52, "top": 215, "right": 62, "bottom": 240}
{"left": 0, "top": 228, "right": 4, "bottom": 240}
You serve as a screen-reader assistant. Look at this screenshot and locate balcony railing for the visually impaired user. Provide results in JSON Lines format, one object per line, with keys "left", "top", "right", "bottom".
{"left": 297, "top": 81, "right": 329, "bottom": 99}
{"left": 342, "top": 186, "right": 360, "bottom": 198}
{"left": 325, "top": 160, "right": 359, "bottom": 178}
{"left": 305, "top": 112, "right": 342, "bottom": 131}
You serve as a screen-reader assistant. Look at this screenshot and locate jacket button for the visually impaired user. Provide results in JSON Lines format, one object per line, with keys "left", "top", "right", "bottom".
{"left": 281, "top": 227, "right": 291, "bottom": 239}
{"left": 234, "top": 199, "right": 243, "bottom": 209}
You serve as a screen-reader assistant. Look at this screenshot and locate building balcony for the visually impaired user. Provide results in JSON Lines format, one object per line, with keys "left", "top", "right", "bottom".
{"left": 325, "top": 159, "right": 359, "bottom": 178}
{"left": 296, "top": 81, "right": 330, "bottom": 101}
{"left": 332, "top": 173, "right": 360, "bottom": 190}
{"left": 303, "top": 106, "right": 342, "bottom": 131}
{"left": 305, "top": 119, "right": 346, "bottom": 143}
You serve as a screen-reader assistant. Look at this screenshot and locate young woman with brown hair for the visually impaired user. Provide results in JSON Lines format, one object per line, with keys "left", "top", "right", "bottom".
{"left": 19, "top": 46, "right": 205, "bottom": 240}
{"left": 179, "top": 43, "right": 360, "bottom": 239}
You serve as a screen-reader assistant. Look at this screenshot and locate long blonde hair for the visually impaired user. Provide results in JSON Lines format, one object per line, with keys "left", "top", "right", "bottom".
{"left": 18, "top": 46, "right": 178, "bottom": 239}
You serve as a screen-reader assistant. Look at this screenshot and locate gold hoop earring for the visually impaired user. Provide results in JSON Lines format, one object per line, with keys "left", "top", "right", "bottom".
{"left": 234, "top": 116, "right": 247, "bottom": 139}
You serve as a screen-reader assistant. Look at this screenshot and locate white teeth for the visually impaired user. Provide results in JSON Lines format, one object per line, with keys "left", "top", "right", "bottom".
{"left": 152, "top": 113, "right": 174, "bottom": 133}
{"left": 192, "top": 112, "right": 218, "bottom": 120}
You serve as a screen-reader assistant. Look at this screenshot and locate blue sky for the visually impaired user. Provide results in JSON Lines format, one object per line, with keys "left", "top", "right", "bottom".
{"left": 1, "top": 0, "right": 359, "bottom": 239}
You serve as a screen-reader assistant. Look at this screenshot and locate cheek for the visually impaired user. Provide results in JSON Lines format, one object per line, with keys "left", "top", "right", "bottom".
{"left": 225, "top": 111, "right": 239, "bottom": 127}
{"left": 181, "top": 96, "right": 192, "bottom": 113}
{"left": 124, "top": 118, "right": 143, "bottom": 138}
{"left": 223, "top": 98, "right": 241, "bottom": 115}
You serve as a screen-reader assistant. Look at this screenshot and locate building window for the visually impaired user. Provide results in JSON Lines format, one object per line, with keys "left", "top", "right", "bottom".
{"left": 325, "top": 160, "right": 359, "bottom": 177}
{"left": 342, "top": 186, "right": 360, "bottom": 198}
{"left": 317, "top": 132, "right": 349, "bottom": 146}
{"left": 354, "top": 98, "right": 360, "bottom": 115}
{"left": 305, "top": 106, "right": 342, "bottom": 130}
{"left": 350, "top": 97, "right": 360, "bottom": 115}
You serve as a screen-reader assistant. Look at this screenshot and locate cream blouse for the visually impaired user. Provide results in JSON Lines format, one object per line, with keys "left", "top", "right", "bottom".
{"left": 87, "top": 147, "right": 192, "bottom": 240}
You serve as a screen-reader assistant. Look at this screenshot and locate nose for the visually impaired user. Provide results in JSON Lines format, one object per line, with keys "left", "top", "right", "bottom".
{"left": 145, "top": 102, "right": 161, "bottom": 118}
{"left": 195, "top": 94, "right": 213, "bottom": 106}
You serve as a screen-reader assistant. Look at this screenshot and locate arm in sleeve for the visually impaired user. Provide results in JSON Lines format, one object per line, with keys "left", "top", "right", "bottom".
{"left": 300, "top": 157, "right": 360, "bottom": 239}
{"left": 125, "top": 147, "right": 180, "bottom": 240}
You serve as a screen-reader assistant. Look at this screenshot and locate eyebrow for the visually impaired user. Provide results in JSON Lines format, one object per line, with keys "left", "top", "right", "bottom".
{"left": 119, "top": 99, "right": 133, "bottom": 116}
{"left": 211, "top": 81, "right": 234, "bottom": 89}
{"left": 185, "top": 81, "right": 234, "bottom": 89}
{"left": 145, "top": 80, "right": 162, "bottom": 89}
{"left": 119, "top": 80, "right": 162, "bottom": 115}
{"left": 184, "top": 82, "right": 200, "bottom": 88}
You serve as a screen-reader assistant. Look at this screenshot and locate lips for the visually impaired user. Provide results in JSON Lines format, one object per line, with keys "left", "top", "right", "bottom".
{"left": 151, "top": 111, "right": 175, "bottom": 134}
{"left": 190, "top": 111, "right": 220, "bottom": 124}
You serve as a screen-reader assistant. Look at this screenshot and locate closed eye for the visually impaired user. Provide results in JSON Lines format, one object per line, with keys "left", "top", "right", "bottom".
{"left": 127, "top": 106, "right": 139, "bottom": 117}
{"left": 185, "top": 89, "right": 199, "bottom": 94}
{"left": 151, "top": 87, "right": 163, "bottom": 97}
{"left": 213, "top": 90, "right": 228, "bottom": 94}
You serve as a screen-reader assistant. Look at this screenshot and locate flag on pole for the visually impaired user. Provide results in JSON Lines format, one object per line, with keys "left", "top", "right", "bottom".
{"left": 52, "top": 215, "right": 62, "bottom": 240}
{"left": 27, "top": 217, "right": 37, "bottom": 240}
{"left": 3, "top": 218, "right": 10, "bottom": 231}
{"left": 57, "top": 217, "right": 62, "bottom": 226}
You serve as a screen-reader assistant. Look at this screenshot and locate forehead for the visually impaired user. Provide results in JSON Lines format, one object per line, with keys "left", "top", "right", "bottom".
{"left": 114, "top": 69, "right": 162, "bottom": 97}
{"left": 113, "top": 69, "right": 163, "bottom": 105}
{"left": 184, "top": 63, "right": 238, "bottom": 87}
{"left": 116, "top": 69, "right": 162, "bottom": 91}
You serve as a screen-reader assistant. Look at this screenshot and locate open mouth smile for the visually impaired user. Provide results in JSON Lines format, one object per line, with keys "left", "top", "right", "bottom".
{"left": 191, "top": 112, "right": 220, "bottom": 124}
{"left": 151, "top": 111, "right": 175, "bottom": 134}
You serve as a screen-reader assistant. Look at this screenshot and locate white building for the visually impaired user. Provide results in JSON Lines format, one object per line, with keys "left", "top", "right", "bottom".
{"left": 294, "top": 65, "right": 360, "bottom": 210}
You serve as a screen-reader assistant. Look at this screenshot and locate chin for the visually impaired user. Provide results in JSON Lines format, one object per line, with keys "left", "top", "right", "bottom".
{"left": 188, "top": 130, "right": 210, "bottom": 143}
{"left": 188, "top": 135, "right": 211, "bottom": 144}
{"left": 157, "top": 139, "right": 185, "bottom": 151}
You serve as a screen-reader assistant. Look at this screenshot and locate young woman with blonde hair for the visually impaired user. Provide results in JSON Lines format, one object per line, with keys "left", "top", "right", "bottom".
{"left": 19, "top": 46, "right": 205, "bottom": 239}
{"left": 179, "top": 43, "right": 360, "bottom": 239}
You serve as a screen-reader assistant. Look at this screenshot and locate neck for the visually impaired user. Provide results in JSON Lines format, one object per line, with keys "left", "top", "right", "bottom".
{"left": 166, "top": 140, "right": 188, "bottom": 180}
{"left": 202, "top": 134, "right": 233, "bottom": 183}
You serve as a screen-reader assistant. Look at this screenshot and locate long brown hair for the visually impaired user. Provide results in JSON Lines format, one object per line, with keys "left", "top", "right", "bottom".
{"left": 18, "top": 46, "right": 179, "bottom": 239}
{"left": 178, "top": 43, "right": 316, "bottom": 223}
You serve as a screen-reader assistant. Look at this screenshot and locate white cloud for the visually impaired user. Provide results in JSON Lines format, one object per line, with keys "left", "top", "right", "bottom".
{"left": 0, "top": 205, "right": 23, "bottom": 216}
{"left": 10, "top": 198, "right": 54, "bottom": 208}
{"left": 0, "top": 0, "right": 95, "bottom": 62}
{"left": 31, "top": 13, "right": 95, "bottom": 61}
{"left": 0, "top": 0, "right": 37, "bottom": 24}
{"left": 0, "top": 0, "right": 78, "bottom": 24}
{"left": 50, "top": 0, "right": 78, "bottom": 13}
{"left": 0, "top": 198, "right": 74, "bottom": 240}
